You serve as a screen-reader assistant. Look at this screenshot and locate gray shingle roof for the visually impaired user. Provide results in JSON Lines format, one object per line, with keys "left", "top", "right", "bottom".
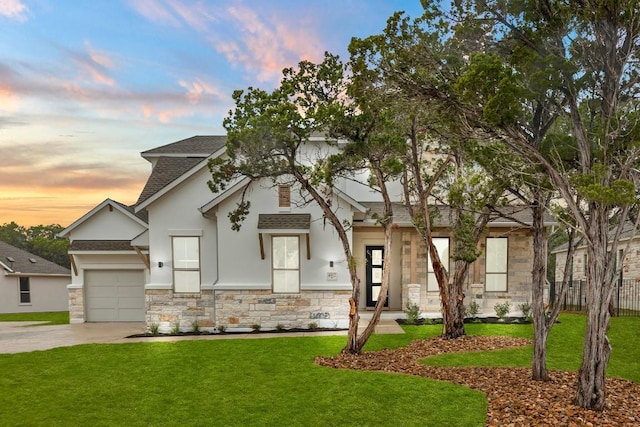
{"left": 0, "top": 240, "right": 70, "bottom": 275}
{"left": 68, "top": 240, "right": 134, "bottom": 252}
{"left": 360, "top": 202, "right": 553, "bottom": 227}
{"left": 111, "top": 199, "right": 148, "bottom": 223}
{"left": 142, "top": 135, "right": 226, "bottom": 156}
{"left": 258, "top": 214, "right": 311, "bottom": 230}
{"left": 136, "top": 156, "right": 205, "bottom": 206}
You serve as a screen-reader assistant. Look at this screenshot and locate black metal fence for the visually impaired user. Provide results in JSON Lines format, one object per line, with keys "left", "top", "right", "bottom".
{"left": 550, "top": 279, "right": 640, "bottom": 316}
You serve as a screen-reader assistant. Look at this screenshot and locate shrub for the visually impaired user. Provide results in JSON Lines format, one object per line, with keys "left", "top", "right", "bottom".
{"left": 518, "top": 300, "right": 532, "bottom": 321}
{"left": 494, "top": 301, "right": 511, "bottom": 321}
{"left": 405, "top": 301, "right": 421, "bottom": 324}
{"left": 308, "top": 322, "right": 318, "bottom": 330}
{"left": 170, "top": 322, "right": 181, "bottom": 335}
{"left": 275, "top": 323, "right": 285, "bottom": 331}
{"left": 251, "top": 324, "right": 261, "bottom": 332}
{"left": 191, "top": 320, "right": 201, "bottom": 334}
{"left": 217, "top": 325, "right": 226, "bottom": 333}
{"left": 465, "top": 300, "right": 480, "bottom": 319}
{"left": 149, "top": 323, "right": 160, "bottom": 336}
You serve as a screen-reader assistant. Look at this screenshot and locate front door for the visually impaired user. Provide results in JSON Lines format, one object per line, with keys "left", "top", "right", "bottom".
{"left": 366, "top": 245, "right": 388, "bottom": 308}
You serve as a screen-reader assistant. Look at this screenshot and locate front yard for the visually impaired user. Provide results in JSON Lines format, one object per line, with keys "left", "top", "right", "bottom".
{"left": 0, "top": 314, "right": 638, "bottom": 426}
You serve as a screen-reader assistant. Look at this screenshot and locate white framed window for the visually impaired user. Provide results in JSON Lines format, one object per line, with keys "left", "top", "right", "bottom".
{"left": 485, "top": 237, "right": 508, "bottom": 292}
{"left": 19, "top": 277, "right": 30, "bottom": 304}
{"left": 172, "top": 236, "right": 200, "bottom": 293}
{"left": 427, "top": 238, "right": 450, "bottom": 292}
{"left": 272, "top": 236, "right": 299, "bottom": 293}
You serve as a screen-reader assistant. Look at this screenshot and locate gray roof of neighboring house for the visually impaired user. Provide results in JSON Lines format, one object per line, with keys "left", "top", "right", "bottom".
{"left": 552, "top": 221, "right": 638, "bottom": 253}
{"left": 141, "top": 135, "right": 227, "bottom": 156}
{"left": 258, "top": 214, "right": 311, "bottom": 230}
{"left": 68, "top": 240, "right": 134, "bottom": 252}
{"left": 360, "top": 202, "right": 555, "bottom": 227}
{"left": 0, "top": 240, "right": 70, "bottom": 275}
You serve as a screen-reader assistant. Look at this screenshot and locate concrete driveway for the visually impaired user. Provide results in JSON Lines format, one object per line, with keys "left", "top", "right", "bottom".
{"left": 0, "top": 321, "right": 147, "bottom": 354}
{"left": 0, "top": 319, "right": 403, "bottom": 354}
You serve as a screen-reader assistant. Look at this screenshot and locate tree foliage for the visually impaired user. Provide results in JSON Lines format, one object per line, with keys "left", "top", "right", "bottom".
{"left": 0, "top": 222, "right": 70, "bottom": 268}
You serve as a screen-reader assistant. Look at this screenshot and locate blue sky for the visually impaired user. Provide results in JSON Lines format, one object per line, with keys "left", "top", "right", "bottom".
{"left": 0, "top": 0, "right": 425, "bottom": 226}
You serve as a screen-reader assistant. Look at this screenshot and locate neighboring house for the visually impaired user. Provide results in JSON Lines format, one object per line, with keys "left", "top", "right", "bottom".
{"left": 0, "top": 240, "right": 71, "bottom": 313}
{"left": 60, "top": 135, "right": 553, "bottom": 330}
{"left": 552, "top": 224, "right": 640, "bottom": 312}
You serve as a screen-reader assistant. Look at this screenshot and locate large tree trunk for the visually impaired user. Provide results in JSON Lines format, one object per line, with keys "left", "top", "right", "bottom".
{"left": 442, "top": 259, "right": 467, "bottom": 339}
{"left": 530, "top": 195, "right": 549, "bottom": 380}
{"left": 574, "top": 209, "right": 613, "bottom": 410}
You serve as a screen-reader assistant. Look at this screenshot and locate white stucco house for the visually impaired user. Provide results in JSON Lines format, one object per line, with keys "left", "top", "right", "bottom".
{"left": 0, "top": 240, "right": 70, "bottom": 313}
{"left": 60, "top": 135, "right": 549, "bottom": 331}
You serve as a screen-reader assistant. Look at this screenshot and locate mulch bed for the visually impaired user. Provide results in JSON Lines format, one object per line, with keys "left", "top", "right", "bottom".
{"left": 315, "top": 336, "right": 640, "bottom": 426}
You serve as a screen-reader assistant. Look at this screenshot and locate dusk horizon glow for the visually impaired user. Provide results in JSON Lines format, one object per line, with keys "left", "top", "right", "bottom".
{"left": 0, "top": 0, "right": 424, "bottom": 227}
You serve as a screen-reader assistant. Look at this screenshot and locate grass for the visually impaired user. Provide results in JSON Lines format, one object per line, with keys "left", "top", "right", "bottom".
{"left": 0, "top": 311, "right": 69, "bottom": 325}
{"left": 0, "top": 313, "right": 637, "bottom": 426}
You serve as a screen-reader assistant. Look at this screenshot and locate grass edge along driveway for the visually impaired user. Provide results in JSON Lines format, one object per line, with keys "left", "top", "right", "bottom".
{"left": 1, "top": 314, "right": 638, "bottom": 426}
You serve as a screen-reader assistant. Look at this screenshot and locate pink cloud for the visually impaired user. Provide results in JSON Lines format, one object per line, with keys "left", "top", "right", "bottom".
{"left": 129, "top": 0, "right": 182, "bottom": 28}
{"left": 0, "top": 0, "right": 28, "bottom": 21}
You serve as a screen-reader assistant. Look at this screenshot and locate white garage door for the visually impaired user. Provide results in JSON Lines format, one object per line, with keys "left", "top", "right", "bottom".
{"left": 85, "top": 270, "right": 145, "bottom": 322}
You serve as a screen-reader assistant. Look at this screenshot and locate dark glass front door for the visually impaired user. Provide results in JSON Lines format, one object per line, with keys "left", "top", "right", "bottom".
{"left": 366, "top": 245, "right": 388, "bottom": 308}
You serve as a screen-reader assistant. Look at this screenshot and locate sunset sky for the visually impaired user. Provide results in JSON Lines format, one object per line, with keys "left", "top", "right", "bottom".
{"left": 0, "top": 0, "right": 424, "bottom": 227}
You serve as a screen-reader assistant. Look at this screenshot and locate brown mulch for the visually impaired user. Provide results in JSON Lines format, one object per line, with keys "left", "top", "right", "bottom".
{"left": 315, "top": 336, "right": 640, "bottom": 426}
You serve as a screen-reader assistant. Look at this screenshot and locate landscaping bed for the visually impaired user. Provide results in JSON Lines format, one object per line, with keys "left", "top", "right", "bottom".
{"left": 316, "top": 335, "right": 640, "bottom": 426}
{"left": 397, "top": 317, "right": 533, "bottom": 325}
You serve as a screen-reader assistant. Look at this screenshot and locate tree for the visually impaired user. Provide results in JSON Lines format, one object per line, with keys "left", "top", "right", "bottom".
{"left": 209, "top": 53, "right": 402, "bottom": 354}
{"left": 413, "top": 0, "right": 640, "bottom": 410}
{"left": 0, "top": 222, "right": 70, "bottom": 268}
{"left": 349, "top": 12, "right": 511, "bottom": 339}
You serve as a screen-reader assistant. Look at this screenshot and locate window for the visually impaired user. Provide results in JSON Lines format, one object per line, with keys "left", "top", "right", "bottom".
{"left": 278, "top": 185, "right": 291, "bottom": 208}
{"left": 19, "top": 277, "right": 30, "bottom": 304}
{"left": 427, "top": 238, "right": 450, "bottom": 291}
{"left": 272, "top": 236, "right": 299, "bottom": 293}
{"left": 172, "top": 236, "right": 200, "bottom": 292}
{"left": 485, "top": 237, "right": 508, "bottom": 292}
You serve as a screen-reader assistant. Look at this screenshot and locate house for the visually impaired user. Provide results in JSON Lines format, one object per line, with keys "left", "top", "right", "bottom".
{"left": 552, "top": 223, "right": 640, "bottom": 313}
{"left": 0, "top": 240, "right": 71, "bottom": 313}
{"left": 60, "top": 135, "right": 551, "bottom": 331}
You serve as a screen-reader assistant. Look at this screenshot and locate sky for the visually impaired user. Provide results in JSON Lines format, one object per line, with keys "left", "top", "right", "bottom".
{"left": 0, "top": 0, "right": 426, "bottom": 227}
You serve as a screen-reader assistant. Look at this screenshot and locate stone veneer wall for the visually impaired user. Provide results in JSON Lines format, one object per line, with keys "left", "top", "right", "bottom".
{"left": 146, "top": 289, "right": 351, "bottom": 332}
{"left": 68, "top": 287, "right": 84, "bottom": 323}
{"left": 400, "top": 229, "right": 536, "bottom": 316}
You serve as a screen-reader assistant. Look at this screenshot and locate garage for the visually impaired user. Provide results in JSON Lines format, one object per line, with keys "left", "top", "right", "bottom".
{"left": 84, "top": 270, "right": 145, "bottom": 321}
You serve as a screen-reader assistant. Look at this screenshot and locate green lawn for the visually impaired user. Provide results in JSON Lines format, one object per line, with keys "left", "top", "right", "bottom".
{"left": 0, "top": 311, "right": 69, "bottom": 325}
{"left": 0, "top": 314, "right": 637, "bottom": 426}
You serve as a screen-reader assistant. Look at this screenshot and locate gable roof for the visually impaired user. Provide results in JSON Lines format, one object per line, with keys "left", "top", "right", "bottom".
{"left": 135, "top": 157, "right": 206, "bottom": 207}
{"left": 135, "top": 136, "right": 228, "bottom": 211}
{"left": 0, "top": 240, "right": 70, "bottom": 275}
{"left": 59, "top": 198, "right": 148, "bottom": 238}
{"left": 141, "top": 135, "right": 226, "bottom": 158}
{"left": 258, "top": 214, "right": 311, "bottom": 230}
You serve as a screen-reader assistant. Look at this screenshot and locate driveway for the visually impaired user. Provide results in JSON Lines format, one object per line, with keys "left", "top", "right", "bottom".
{"left": 0, "top": 321, "right": 146, "bottom": 354}
{"left": 0, "top": 319, "right": 403, "bottom": 354}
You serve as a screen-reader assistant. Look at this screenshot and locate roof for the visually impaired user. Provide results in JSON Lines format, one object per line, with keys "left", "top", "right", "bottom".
{"left": 68, "top": 240, "right": 135, "bottom": 252}
{"left": 135, "top": 157, "right": 205, "bottom": 206}
{"left": 360, "top": 202, "right": 557, "bottom": 227}
{"left": 552, "top": 221, "right": 638, "bottom": 254}
{"left": 59, "top": 198, "right": 148, "bottom": 237}
{"left": 141, "top": 135, "right": 227, "bottom": 157}
{"left": 258, "top": 214, "right": 311, "bottom": 230}
{"left": 0, "top": 240, "right": 70, "bottom": 275}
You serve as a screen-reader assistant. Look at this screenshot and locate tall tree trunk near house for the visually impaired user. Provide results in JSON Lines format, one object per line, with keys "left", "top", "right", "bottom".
{"left": 574, "top": 211, "right": 613, "bottom": 410}
{"left": 531, "top": 196, "right": 549, "bottom": 380}
{"left": 356, "top": 219, "right": 393, "bottom": 349}
{"left": 442, "top": 260, "right": 468, "bottom": 339}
